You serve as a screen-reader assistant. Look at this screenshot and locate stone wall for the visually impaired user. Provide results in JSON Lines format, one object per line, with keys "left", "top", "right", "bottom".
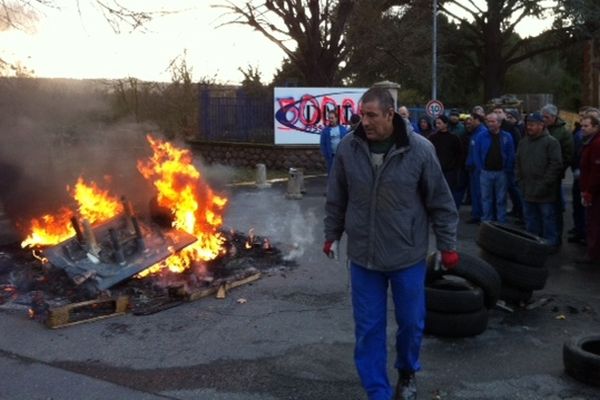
{"left": 188, "top": 140, "right": 326, "bottom": 172}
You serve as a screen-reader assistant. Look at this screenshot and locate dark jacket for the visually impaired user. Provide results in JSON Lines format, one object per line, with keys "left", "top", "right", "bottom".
{"left": 516, "top": 131, "right": 563, "bottom": 203}
{"left": 581, "top": 133, "right": 600, "bottom": 197}
{"left": 547, "top": 118, "right": 574, "bottom": 174}
{"left": 324, "top": 114, "right": 458, "bottom": 271}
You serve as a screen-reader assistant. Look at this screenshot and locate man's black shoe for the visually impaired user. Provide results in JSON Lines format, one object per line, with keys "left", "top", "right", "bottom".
{"left": 395, "top": 372, "right": 417, "bottom": 400}
{"left": 465, "top": 218, "right": 481, "bottom": 225}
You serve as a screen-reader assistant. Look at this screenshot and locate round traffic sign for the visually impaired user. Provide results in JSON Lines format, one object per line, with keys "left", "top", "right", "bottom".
{"left": 425, "top": 99, "right": 445, "bottom": 118}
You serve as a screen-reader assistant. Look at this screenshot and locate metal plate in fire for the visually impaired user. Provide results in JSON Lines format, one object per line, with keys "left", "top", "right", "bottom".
{"left": 42, "top": 215, "right": 197, "bottom": 290}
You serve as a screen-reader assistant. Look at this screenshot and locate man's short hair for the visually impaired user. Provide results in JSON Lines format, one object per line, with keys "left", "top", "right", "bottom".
{"left": 541, "top": 104, "right": 558, "bottom": 117}
{"left": 350, "top": 114, "right": 361, "bottom": 124}
{"left": 470, "top": 113, "right": 485, "bottom": 123}
{"left": 361, "top": 87, "right": 395, "bottom": 112}
{"left": 585, "top": 108, "right": 600, "bottom": 118}
{"left": 583, "top": 114, "right": 600, "bottom": 127}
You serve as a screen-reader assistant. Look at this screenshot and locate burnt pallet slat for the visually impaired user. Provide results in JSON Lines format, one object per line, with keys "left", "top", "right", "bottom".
{"left": 46, "top": 295, "right": 129, "bottom": 329}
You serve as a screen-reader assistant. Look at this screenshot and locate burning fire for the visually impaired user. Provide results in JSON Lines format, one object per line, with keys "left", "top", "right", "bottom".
{"left": 19, "top": 135, "right": 228, "bottom": 278}
{"left": 136, "top": 135, "right": 228, "bottom": 276}
{"left": 21, "top": 178, "right": 123, "bottom": 248}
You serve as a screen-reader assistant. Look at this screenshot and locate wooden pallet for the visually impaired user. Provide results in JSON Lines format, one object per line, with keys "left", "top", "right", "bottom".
{"left": 182, "top": 271, "right": 262, "bottom": 302}
{"left": 46, "top": 295, "right": 129, "bottom": 329}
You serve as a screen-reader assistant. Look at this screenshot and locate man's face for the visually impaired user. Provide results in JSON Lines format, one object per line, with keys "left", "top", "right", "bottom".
{"left": 435, "top": 118, "right": 447, "bottom": 131}
{"left": 581, "top": 118, "right": 599, "bottom": 137}
{"left": 486, "top": 115, "right": 500, "bottom": 133}
{"left": 398, "top": 106, "right": 409, "bottom": 119}
{"left": 464, "top": 117, "right": 473, "bottom": 131}
{"left": 526, "top": 121, "right": 544, "bottom": 137}
{"left": 361, "top": 100, "right": 394, "bottom": 141}
{"left": 449, "top": 114, "right": 459, "bottom": 124}
{"left": 494, "top": 108, "right": 506, "bottom": 121}
{"left": 542, "top": 112, "right": 557, "bottom": 127}
{"left": 505, "top": 113, "right": 517, "bottom": 125}
{"left": 328, "top": 112, "right": 338, "bottom": 126}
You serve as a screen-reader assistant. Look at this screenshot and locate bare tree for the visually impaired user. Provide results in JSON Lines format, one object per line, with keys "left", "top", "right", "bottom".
{"left": 439, "top": 0, "right": 600, "bottom": 101}
{"left": 214, "top": 0, "right": 357, "bottom": 85}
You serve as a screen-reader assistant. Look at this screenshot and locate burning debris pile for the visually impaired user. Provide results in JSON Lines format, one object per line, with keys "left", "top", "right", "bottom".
{"left": 0, "top": 135, "right": 295, "bottom": 327}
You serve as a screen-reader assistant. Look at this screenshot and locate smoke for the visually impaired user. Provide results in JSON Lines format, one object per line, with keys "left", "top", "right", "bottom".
{"left": 0, "top": 78, "right": 162, "bottom": 231}
{"left": 223, "top": 190, "right": 319, "bottom": 262}
{"left": 282, "top": 207, "right": 318, "bottom": 261}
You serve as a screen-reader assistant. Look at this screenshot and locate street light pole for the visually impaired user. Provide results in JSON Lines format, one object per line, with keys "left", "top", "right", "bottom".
{"left": 432, "top": 0, "right": 438, "bottom": 100}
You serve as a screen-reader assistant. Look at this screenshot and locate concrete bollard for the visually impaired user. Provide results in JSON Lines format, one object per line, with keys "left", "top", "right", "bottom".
{"left": 286, "top": 167, "right": 303, "bottom": 199}
{"left": 255, "top": 163, "right": 271, "bottom": 189}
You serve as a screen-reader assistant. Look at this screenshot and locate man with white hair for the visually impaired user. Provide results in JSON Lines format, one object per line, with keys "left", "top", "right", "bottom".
{"left": 398, "top": 105, "right": 419, "bottom": 133}
{"left": 541, "top": 104, "right": 574, "bottom": 245}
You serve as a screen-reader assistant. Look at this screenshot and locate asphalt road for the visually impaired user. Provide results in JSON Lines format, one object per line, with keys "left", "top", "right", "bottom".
{"left": 0, "top": 175, "right": 598, "bottom": 400}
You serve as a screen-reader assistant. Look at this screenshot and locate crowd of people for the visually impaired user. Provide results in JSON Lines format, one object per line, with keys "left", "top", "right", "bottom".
{"left": 321, "top": 101, "right": 600, "bottom": 266}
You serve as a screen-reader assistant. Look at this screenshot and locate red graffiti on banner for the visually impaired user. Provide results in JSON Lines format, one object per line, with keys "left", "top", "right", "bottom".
{"left": 275, "top": 92, "right": 360, "bottom": 134}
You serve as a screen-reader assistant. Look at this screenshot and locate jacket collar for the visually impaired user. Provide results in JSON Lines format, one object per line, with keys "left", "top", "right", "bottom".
{"left": 354, "top": 113, "right": 410, "bottom": 149}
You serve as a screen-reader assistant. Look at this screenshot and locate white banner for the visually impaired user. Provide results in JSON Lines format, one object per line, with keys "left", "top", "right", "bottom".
{"left": 274, "top": 87, "right": 368, "bottom": 145}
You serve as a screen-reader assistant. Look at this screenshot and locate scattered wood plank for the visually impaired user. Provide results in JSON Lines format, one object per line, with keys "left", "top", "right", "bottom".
{"left": 186, "top": 271, "right": 261, "bottom": 302}
{"left": 46, "top": 296, "right": 129, "bottom": 329}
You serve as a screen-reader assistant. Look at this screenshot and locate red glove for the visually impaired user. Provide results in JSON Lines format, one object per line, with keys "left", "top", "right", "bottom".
{"left": 441, "top": 250, "right": 459, "bottom": 270}
{"left": 581, "top": 192, "right": 592, "bottom": 207}
{"left": 323, "top": 240, "right": 334, "bottom": 257}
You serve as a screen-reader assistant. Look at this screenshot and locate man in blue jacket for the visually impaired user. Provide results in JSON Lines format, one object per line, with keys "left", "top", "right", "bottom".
{"left": 319, "top": 110, "right": 348, "bottom": 174}
{"left": 323, "top": 87, "right": 459, "bottom": 400}
{"left": 465, "top": 113, "right": 488, "bottom": 224}
{"left": 473, "top": 113, "right": 515, "bottom": 223}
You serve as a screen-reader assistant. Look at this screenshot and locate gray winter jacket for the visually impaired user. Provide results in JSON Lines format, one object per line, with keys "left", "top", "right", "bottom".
{"left": 324, "top": 113, "right": 458, "bottom": 271}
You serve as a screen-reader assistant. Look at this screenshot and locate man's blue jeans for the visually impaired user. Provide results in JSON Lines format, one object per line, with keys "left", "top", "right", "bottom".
{"left": 523, "top": 201, "right": 559, "bottom": 246}
{"left": 480, "top": 170, "right": 508, "bottom": 223}
{"left": 469, "top": 169, "right": 482, "bottom": 220}
{"left": 506, "top": 170, "right": 523, "bottom": 217}
{"left": 350, "top": 260, "right": 426, "bottom": 400}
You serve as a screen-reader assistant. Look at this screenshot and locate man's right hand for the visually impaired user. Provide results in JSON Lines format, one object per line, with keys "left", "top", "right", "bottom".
{"left": 323, "top": 240, "right": 339, "bottom": 259}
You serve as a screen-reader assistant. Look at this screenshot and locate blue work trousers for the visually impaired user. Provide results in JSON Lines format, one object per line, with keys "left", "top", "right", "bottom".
{"left": 506, "top": 170, "right": 523, "bottom": 217}
{"left": 350, "top": 260, "right": 426, "bottom": 400}
{"left": 523, "top": 201, "right": 559, "bottom": 246}
{"left": 481, "top": 170, "right": 508, "bottom": 223}
{"left": 469, "top": 169, "right": 482, "bottom": 220}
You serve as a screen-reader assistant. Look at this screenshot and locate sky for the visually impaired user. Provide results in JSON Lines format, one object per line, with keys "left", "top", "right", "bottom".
{"left": 0, "top": 1, "right": 552, "bottom": 84}
{"left": 0, "top": 1, "right": 286, "bottom": 84}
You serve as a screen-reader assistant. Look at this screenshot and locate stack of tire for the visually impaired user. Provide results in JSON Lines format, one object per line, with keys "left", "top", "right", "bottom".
{"left": 476, "top": 222, "right": 551, "bottom": 305}
{"left": 425, "top": 251, "right": 501, "bottom": 337}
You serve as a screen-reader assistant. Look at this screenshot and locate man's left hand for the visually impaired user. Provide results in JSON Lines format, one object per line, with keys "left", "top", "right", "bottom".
{"left": 441, "top": 250, "right": 459, "bottom": 270}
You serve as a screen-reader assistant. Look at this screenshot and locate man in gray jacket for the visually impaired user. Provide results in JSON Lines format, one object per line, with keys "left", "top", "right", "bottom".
{"left": 516, "top": 112, "right": 563, "bottom": 249}
{"left": 323, "top": 87, "right": 459, "bottom": 400}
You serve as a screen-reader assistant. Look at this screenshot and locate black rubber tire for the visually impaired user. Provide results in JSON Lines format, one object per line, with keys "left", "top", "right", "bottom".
{"left": 477, "top": 221, "right": 550, "bottom": 268}
{"left": 427, "top": 252, "right": 501, "bottom": 309}
{"left": 499, "top": 284, "right": 533, "bottom": 304}
{"left": 426, "top": 277, "right": 485, "bottom": 313}
{"left": 563, "top": 334, "right": 600, "bottom": 387}
{"left": 479, "top": 250, "right": 549, "bottom": 291}
{"left": 425, "top": 308, "right": 488, "bottom": 337}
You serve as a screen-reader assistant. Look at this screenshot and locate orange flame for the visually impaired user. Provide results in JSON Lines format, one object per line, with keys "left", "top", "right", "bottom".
{"left": 21, "top": 178, "right": 122, "bottom": 248}
{"left": 136, "top": 135, "right": 228, "bottom": 277}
